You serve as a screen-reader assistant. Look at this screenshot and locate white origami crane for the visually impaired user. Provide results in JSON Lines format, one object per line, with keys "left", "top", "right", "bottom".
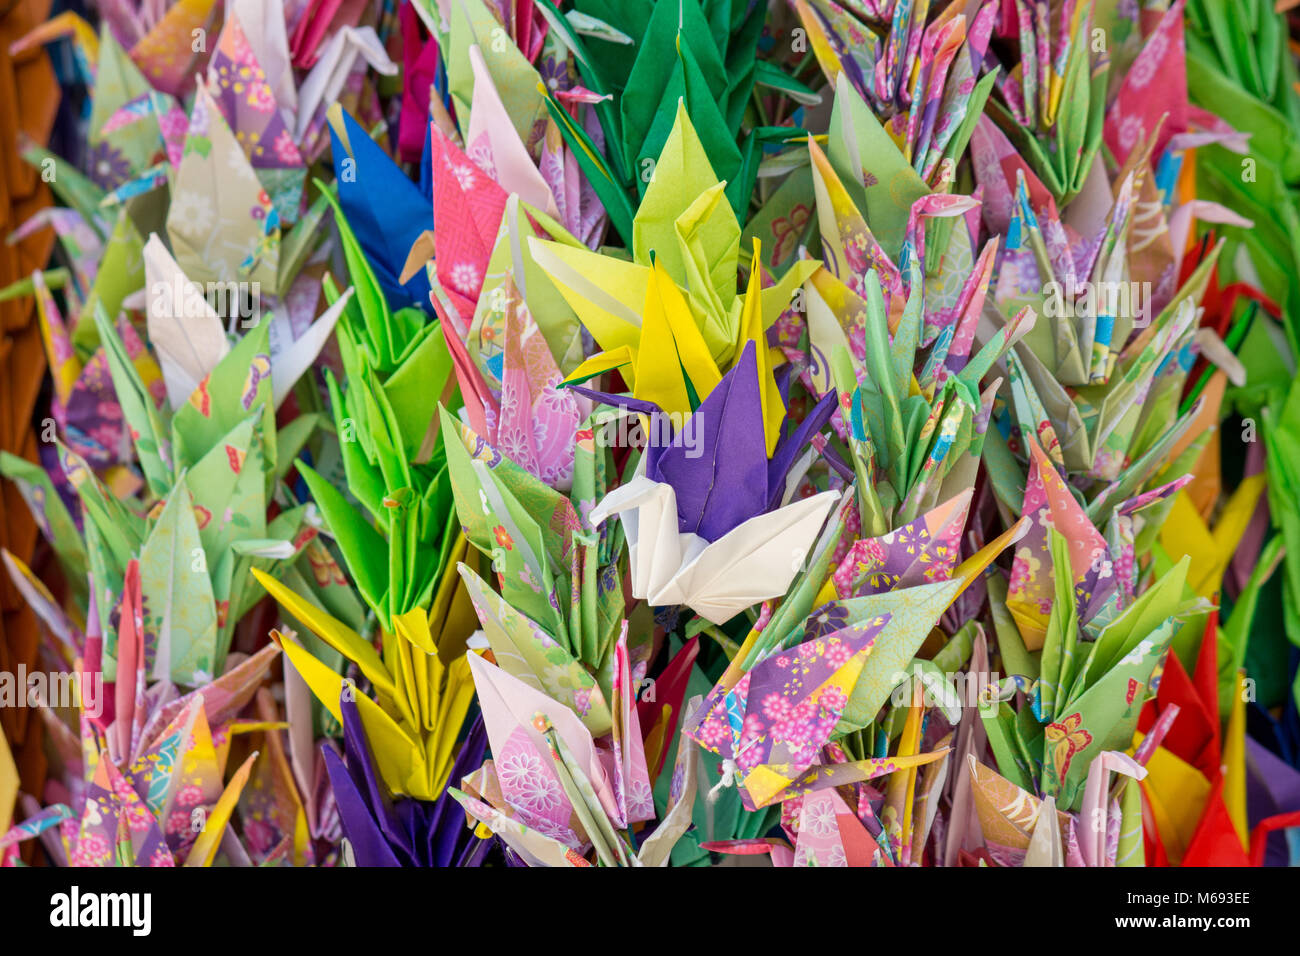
{"left": 590, "top": 472, "right": 839, "bottom": 624}
{"left": 144, "top": 233, "right": 351, "bottom": 411}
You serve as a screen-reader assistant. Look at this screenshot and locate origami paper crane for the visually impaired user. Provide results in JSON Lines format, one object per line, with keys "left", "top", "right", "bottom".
{"left": 983, "top": 530, "right": 1201, "bottom": 809}
{"left": 323, "top": 697, "right": 491, "bottom": 867}
{"left": 532, "top": 104, "right": 817, "bottom": 433}
{"left": 263, "top": 590, "right": 477, "bottom": 803}
{"left": 592, "top": 475, "right": 838, "bottom": 626}
{"left": 35, "top": 301, "right": 322, "bottom": 686}
{"left": 792, "top": 0, "right": 1001, "bottom": 191}
{"left": 449, "top": 645, "right": 684, "bottom": 866}
{"left": 422, "top": 121, "right": 507, "bottom": 323}
{"left": 1185, "top": 0, "right": 1300, "bottom": 352}
{"left": 1001, "top": 437, "right": 1194, "bottom": 649}
{"left": 458, "top": 561, "right": 612, "bottom": 736}
{"left": 287, "top": 188, "right": 470, "bottom": 633}
{"left": 827, "top": 272, "right": 1033, "bottom": 533}
{"left": 166, "top": 78, "right": 281, "bottom": 290}
{"left": 143, "top": 233, "right": 349, "bottom": 413}
{"left": 28, "top": 269, "right": 155, "bottom": 472}
{"left": 0, "top": 448, "right": 89, "bottom": 614}
{"left": 1103, "top": 0, "right": 1189, "bottom": 168}
{"left": 991, "top": 149, "right": 1205, "bottom": 388}
{"left": 439, "top": 401, "right": 627, "bottom": 679}
{"left": 437, "top": 0, "right": 549, "bottom": 155}
{"left": 829, "top": 489, "right": 973, "bottom": 599}
{"left": 207, "top": 3, "right": 305, "bottom": 223}
{"left": 801, "top": 113, "right": 998, "bottom": 384}
{"left": 2, "top": 0, "right": 1299, "bottom": 877}
{"left": 330, "top": 106, "right": 433, "bottom": 311}
{"left": 296, "top": 25, "right": 397, "bottom": 160}
{"left": 965, "top": 754, "right": 1078, "bottom": 866}
{"left": 0, "top": 603, "right": 290, "bottom": 866}
{"left": 536, "top": 0, "right": 800, "bottom": 243}
{"left": 441, "top": 276, "right": 588, "bottom": 492}
{"left": 411, "top": 111, "right": 595, "bottom": 386}
{"left": 577, "top": 341, "right": 840, "bottom": 623}
{"left": 787, "top": 787, "right": 879, "bottom": 867}
{"left": 985, "top": 0, "right": 1110, "bottom": 202}
{"left": 414, "top": 0, "right": 610, "bottom": 240}
{"left": 684, "top": 614, "right": 949, "bottom": 809}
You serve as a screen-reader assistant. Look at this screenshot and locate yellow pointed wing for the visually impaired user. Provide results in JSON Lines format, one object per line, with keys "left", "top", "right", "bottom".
{"left": 739, "top": 239, "right": 786, "bottom": 456}
{"left": 634, "top": 257, "right": 722, "bottom": 417}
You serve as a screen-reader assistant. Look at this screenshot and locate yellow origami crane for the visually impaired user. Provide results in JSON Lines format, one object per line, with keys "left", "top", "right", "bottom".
{"left": 561, "top": 253, "right": 722, "bottom": 425}
{"left": 529, "top": 103, "right": 817, "bottom": 455}
{"left": 1158, "top": 475, "right": 1266, "bottom": 601}
{"left": 253, "top": 540, "right": 478, "bottom": 802}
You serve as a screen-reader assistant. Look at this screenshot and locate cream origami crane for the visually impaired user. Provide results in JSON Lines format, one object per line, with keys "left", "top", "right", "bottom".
{"left": 583, "top": 338, "right": 841, "bottom": 624}
{"left": 592, "top": 474, "right": 840, "bottom": 625}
